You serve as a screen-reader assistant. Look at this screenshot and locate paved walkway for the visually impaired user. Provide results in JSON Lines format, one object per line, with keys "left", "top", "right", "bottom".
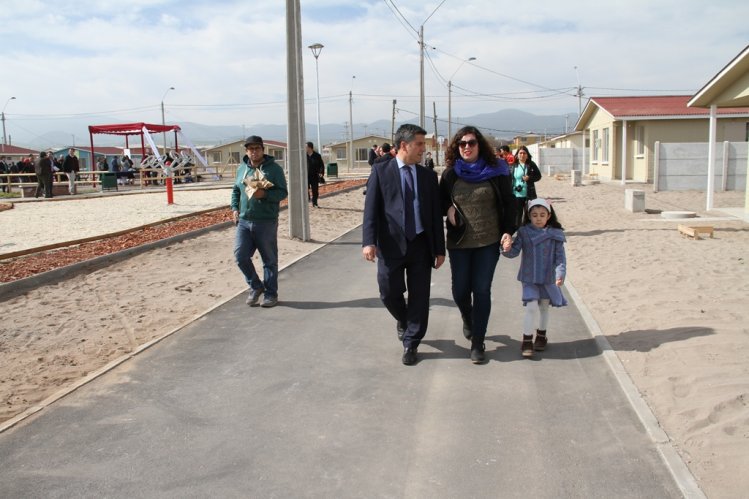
{"left": 0, "top": 228, "right": 687, "bottom": 498}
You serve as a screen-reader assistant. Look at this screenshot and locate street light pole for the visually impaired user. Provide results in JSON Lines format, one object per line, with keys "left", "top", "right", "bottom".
{"left": 2, "top": 96, "right": 17, "bottom": 146}
{"left": 447, "top": 57, "right": 475, "bottom": 140}
{"left": 308, "top": 43, "right": 324, "bottom": 152}
{"left": 349, "top": 75, "right": 355, "bottom": 172}
{"left": 160, "top": 86, "right": 175, "bottom": 157}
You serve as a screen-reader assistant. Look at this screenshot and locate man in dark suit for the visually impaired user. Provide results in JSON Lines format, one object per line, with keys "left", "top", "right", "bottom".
{"left": 306, "top": 142, "right": 325, "bottom": 207}
{"left": 362, "top": 124, "right": 446, "bottom": 365}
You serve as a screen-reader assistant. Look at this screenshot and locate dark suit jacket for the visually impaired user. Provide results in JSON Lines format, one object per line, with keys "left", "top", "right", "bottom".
{"left": 362, "top": 157, "right": 445, "bottom": 262}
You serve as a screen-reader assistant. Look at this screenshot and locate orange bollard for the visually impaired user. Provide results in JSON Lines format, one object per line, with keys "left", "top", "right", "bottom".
{"left": 166, "top": 176, "right": 174, "bottom": 205}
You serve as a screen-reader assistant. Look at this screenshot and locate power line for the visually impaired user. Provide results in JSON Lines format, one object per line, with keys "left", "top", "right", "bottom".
{"left": 382, "top": 0, "right": 419, "bottom": 38}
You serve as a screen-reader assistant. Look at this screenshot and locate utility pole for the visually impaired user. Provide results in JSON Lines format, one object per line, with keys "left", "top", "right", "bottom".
{"left": 432, "top": 101, "right": 439, "bottom": 166}
{"left": 348, "top": 89, "right": 354, "bottom": 172}
{"left": 286, "top": 0, "right": 310, "bottom": 240}
{"left": 419, "top": 25, "right": 425, "bottom": 128}
{"left": 574, "top": 66, "right": 584, "bottom": 117}
{"left": 391, "top": 99, "right": 397, "bottom": 143}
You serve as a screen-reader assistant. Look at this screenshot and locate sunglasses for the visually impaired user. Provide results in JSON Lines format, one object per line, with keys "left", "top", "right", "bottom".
{"left": 458, "top": 139, "right": 478, "bottom": 148}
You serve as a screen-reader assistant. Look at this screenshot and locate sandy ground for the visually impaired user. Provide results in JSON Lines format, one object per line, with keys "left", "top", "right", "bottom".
{"left": 1, "top": 178, "right": 748, "bottom": 498}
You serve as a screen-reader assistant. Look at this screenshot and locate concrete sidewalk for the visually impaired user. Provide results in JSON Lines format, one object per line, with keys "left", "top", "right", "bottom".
{"left": 0, "top": 228, "right": 687, "bottom": 498}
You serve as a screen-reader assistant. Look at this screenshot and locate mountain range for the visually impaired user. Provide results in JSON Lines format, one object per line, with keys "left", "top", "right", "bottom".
{"left": 16, "top": 109, "right": 577, "bottom": 150}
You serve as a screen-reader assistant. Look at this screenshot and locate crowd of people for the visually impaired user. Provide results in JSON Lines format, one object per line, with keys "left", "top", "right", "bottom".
{"left": 0, "top": 149, "right": 198, "bottom": 195}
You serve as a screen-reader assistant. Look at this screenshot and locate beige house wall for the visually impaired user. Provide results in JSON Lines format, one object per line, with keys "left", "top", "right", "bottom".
{"left": 328, "top": 135, "right": 390, "bottom": 172}
{"left": 583, "top": 110, "right": 749, "bottom": 182}
{"left": 204, "top": 140, "right": 287, "bottom": 177}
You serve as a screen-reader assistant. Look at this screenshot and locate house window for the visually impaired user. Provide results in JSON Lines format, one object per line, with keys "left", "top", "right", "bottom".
{"left": 272, "top": 149, "right": 284, "bottom": 161}
{"left": 745, "top": 122, "right": 749, "bottom": 142}
{"left": 592, "top": 130, "right": 599, "bottom": 161}
{"left": 356, "top": 148, "right": 368, "bottom": 161}
{"left": 602, "top": 128, "right": 610, "bottom": 163}
{"left": 211, "top": 151, "right": 222, "bottom": 163}
{"left": 230, "top": 152, "right": 240, "bottom": 164}
{"left": 335, "top": 148, "right": 346, "bottom": 160}
{"left": 635, "top": 126, "right": 645, "bottom": 156}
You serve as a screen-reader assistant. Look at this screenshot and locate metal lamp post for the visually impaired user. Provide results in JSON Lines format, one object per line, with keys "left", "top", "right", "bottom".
{"left": 160, "top": 86, "right": 175, "bottom": 157}
{"left": 2, "top": 96, "right": 17, "bottom": 147}
{"left": 447, "top": 57, "right": 475, "bottom": 140}
{"left": 308, "top": 43, "right": 324, "bottom": 152}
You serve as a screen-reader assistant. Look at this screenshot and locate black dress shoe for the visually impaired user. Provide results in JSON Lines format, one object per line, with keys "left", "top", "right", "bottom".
{"left": 396, "top": 321, "right": 407, "bottom": 341}
{"left": 470, "top": 343, "right": 485, "bottom": 364}
{"left": 402, "top": 347, "right": 417, "bottom": 366}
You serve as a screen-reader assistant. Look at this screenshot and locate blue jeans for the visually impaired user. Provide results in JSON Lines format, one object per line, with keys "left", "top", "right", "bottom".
{"left": 234, "top": 219, "right": 279, "bottom": 298}
{"left": 448, "top": 242, "right": 500, "bottom": 344}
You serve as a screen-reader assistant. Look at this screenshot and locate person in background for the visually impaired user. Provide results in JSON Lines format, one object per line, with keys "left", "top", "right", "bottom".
{"left": 496, "top": 145, "right": 513, "bottom": 164}
{"left": 0, "top": 156, "right": 8, "bottom": 193}
{"left": 306, "top": 141, "right": 325, "bottom": 208}
{"left": 122, "top": 154, "right": 135, "bottom": 185}
{"left": 368, "top": 144, "right": 378, "bottom": 167}
{"left": 439, "top": 126, "right": 516, "bottom": 363}
{"left": 62, "top": 148, "right": 80, "bottom": 195}
{"left": 511, "top": 145, "right": 542, "bottom": 227}
{"left": 424, "top": 151, "right": 435, "bottom": 171}
{"left": 373, "top": 143, "right": 391, "bottom": 165}
{"left": 501, "top": 198, "right": 566, "bottom": 358}
{"left": 231, "top": 135, "right": 288, "bottom": 309}
{"left": 362, "top": 124, "right": 446, "bottom": 366}
{"left": 34, "top": 151, "right": 53, "bottom": 198}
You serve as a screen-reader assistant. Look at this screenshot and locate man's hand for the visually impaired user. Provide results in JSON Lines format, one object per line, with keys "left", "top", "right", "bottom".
{"left": 434, "top": 255, "right": 445, "bottom": 269}
{"left": 362, "top": 245, "right": 376, "bottom": 262}
{"left": 232, "top": 210, "right": 239, "bottom": 225}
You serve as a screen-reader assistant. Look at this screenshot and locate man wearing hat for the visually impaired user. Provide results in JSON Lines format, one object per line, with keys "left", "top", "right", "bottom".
{"left": 231, "top": 135, "right": 288, "bottom": 308}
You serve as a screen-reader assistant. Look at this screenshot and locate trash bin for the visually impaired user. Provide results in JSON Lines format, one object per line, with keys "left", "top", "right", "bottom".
{"left": 101, "top": 172, "right": 118, "bottom": 191}
{"left": 326, "top": 163, "right": 338, "bottom": 178}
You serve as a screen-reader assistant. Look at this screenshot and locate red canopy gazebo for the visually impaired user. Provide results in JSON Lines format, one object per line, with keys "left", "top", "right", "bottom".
{"left": 88, "top": 122, "right": 181, "bottom": 165}
{"left": 88, "top": 122, "right": 182, "bottom": 203}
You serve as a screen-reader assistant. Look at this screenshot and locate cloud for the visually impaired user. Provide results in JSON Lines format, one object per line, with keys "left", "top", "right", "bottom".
{"left": 1, "top": 0, "right": 748, "bottom": 147}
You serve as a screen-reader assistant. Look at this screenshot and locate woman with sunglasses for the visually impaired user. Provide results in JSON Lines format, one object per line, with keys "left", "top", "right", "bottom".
{"left": 439, "top": 126, "right": 517, "bottom": 363}
{"left": 511, "top": 146, "right": 542, "bottom": 226}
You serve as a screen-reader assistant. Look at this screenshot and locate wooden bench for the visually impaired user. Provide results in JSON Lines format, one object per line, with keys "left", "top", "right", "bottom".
{"left": 678, "top": 224, "right": 714, "bottom": 240}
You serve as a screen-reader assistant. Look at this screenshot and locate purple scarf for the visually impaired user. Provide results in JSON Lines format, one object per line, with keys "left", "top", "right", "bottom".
{"left": 453, "top": 157, "right": 509, "bottom": 183}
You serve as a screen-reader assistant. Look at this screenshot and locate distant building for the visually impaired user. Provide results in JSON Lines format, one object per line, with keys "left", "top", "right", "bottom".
{"left": 327, "top": 134, "right": 390, "bottom": 171}
{"left": 0, "top": 144, "right": 40, "bottom": 164}
{"left": 205, "top": 139, "right": 287, "bottom": 171}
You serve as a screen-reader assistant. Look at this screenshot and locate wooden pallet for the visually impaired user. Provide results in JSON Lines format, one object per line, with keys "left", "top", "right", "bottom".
{"left": 678, "top": 224, "right": 714, "bottom": 240}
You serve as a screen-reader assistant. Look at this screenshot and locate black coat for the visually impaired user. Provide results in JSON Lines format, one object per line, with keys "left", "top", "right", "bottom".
{"left": 439, "top": 167, "right": 517, "bottom": 246}
{"left": 362, "top": 157, "right": 445, "bottom": 260}
{"left": 307, "top": 151, "right": 325, "bottom": 182}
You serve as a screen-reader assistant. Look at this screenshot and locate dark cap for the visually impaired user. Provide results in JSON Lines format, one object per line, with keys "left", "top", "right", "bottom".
{"left": 244, "top": 135, "right": 264, "bottom": 148}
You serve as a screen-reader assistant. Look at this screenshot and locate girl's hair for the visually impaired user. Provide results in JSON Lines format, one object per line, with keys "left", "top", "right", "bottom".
{"left": 522, "top": 202, "right": 564, "bottom": 229}
{"left": 444, "top": 126, "right": 497, "bottom": 168}
{"left": 515, "top": 145, "right": 533, "bottom": 162}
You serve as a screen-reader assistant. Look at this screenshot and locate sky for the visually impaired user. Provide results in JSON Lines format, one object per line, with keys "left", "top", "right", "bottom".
{"left": 1, "top": 0, "right": 748, "bottom": 146}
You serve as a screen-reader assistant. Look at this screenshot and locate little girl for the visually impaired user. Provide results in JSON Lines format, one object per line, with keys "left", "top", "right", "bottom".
{"left": 501, "top": 198, "right": 567, "bottom": 358}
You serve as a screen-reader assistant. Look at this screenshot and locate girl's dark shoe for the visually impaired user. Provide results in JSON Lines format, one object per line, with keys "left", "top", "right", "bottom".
{"left": 534, "top": 330, "right": 547, "bottom": 351}
{"left": 470, "top": 343, "right": 485, "bottom": 364}
{"left": 521, "top": 335, "right": 534, "bottom": 358}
